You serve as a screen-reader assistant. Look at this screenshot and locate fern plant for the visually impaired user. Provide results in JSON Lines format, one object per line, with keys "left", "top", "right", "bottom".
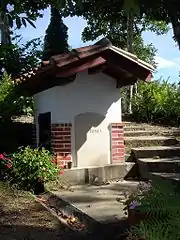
{"left": 128, "top": 177, "right": 180, "bottom": 240}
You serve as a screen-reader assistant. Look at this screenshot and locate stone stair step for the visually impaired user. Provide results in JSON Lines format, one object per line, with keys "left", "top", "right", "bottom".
{"left": 124, "top": 130, "right": 180, "bottom": 137}
{"left": 125, "top": 136, "right": 178, "bottom": 148}
{"left": 137, "top": 157, "right": 180, "bottom": 179}
{"left": 124, "top": 122, "right": 179, "bottom": 132}
{"left": 151, "top": 172, "right": 180, "bottom": 183}
{"left": 132, "top": 146, "right": 180, "bottom": 159}
{"left": 124, "top": 126, "right": 151, "bottom": 131}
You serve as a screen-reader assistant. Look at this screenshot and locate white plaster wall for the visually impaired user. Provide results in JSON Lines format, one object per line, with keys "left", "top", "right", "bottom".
{"left": 34, "top": 71, "right": 122, "bottom": 124}
{"left": 34, "top": 71, "right": 122, "bottom": 167}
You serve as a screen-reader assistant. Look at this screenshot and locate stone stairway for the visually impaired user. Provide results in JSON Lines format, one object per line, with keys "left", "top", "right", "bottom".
{"left": 124, "top": 122, "right": 180, "bottom": 181}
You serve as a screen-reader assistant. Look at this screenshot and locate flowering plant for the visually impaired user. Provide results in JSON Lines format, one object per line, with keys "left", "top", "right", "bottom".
{"left": 0, "top": 153, "right": 13, "bottom": 180}
{"left": 11, "top": 146, "right": 63, "bottom": 191}
{"left": 123, "top": 182, "right": 152, "bottom": 213}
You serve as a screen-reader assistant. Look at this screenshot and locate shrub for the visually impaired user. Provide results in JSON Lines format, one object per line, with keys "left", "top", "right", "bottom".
{"left": 11, "top": 146, "right": 61, "bottom": 191}
{"left": 132, "top": 80, "right": 180, "bottom": 126}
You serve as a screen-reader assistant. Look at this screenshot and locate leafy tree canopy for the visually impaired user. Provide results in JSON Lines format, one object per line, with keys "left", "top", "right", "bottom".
{"left": 1, "top": 0, "right": 179, "bottom": 48}
{"left": 0, "top": 37, "right": 42, "bottom": 77}
{"left": 0, "top": 72, "right": 33, "bottom": 120}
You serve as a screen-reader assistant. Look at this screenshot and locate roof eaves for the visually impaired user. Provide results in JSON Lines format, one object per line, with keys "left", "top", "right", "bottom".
{"left": 110, "top": 45, "right": 155, "bottom": 72}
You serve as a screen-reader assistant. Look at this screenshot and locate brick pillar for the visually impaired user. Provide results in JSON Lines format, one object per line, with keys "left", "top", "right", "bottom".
{"left": 51, "top": 123, "right": 72, "bottom": 167}
{"left": 110, "top": 123, "right": 125, "bottom": 163}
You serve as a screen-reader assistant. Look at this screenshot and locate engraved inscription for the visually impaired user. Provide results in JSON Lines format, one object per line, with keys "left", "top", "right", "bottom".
{"left": 89, "top": 128, "right": 102, "bottom": 134}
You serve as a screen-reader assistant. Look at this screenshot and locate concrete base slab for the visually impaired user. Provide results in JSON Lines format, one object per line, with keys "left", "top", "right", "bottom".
{"left": 53, "top": 181, "right": 139, "bottom": 223}
{"left": 60, "top": 163, "right": 137, "bottom": 185}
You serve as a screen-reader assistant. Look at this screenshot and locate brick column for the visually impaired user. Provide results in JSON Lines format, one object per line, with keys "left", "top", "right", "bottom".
{"left": 51, "top": 123, "right": 72, "bottom": 167}
{"left": 110, "top": 123, "right": 125, "bottom": 163}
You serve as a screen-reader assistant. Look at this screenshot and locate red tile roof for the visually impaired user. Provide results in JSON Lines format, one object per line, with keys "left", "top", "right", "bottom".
{"left": 16, "top": 38, "right": 154, "bottom": 94}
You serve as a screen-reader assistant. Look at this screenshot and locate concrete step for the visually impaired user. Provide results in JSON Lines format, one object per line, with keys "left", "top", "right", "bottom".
{"left": 53, "top": 181, "right": 139, "bottom": 224}
{"left": 150, "top": 173, "right": 180, "bottom": 192}
{"left": 132, "top": 146, "right": 180, "bottom": 159}
{"left": 124, "top": 125, "right": 151, "bottom": 131}
{"left": 151, "top": 172, "right": 180, "bottom": 184}
{"left": 60, "top": 163, "right": 138, "bottom": 185}
{"left": 124, "top": 130, "right": 180, "bottom": 137}
{"left": 125, "top": 136, "right": 178, "bottom": 148}
{"left": 137, "top": 157, "right": 180, "bottom": 180}
{"left": 124, "top": 122, "right": 179, "bottom": 132}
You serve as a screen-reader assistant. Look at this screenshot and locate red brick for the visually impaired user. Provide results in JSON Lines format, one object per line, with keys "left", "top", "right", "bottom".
{"left": 112, "top": 140, "right": 124, "bottom": 145}
{"left": 53, "top": 147, "right": 71, "bottom": 152}
{"left": 52, "top": 144, "right": 64, "bottom": 148}
{"left": 111, "top": 133, "right": 119, "bottom": 139}
{"left": 112, "top": 130, "right": 122, "bottom": 134}
{"left": 56, "top": 154, "right": 71, "bottom": 160}
{"left": 112, "top": 152, "right": 121, "bottom": 157}
{"left": 112, "top": 157, "right": 124, "bottom": 162}
{"left": 56, "top": 131, "right": 70, "bottom": 136}
{"left": 64, "top": 136, "right": 71, "bottom": 140}
{"left": 111, "top": 149, "right": 119, "bottom": 154}
{"left": 51, "top": 124, "right": 60, "bottom": 127}
{"left": 111, "top": 123, "right": 124, "bottom": 127}
{"left": 64, "top": 143, "right": 71, "bottom": 147}
{"left": 53, "top": 127, "right": 71, "bottom": 131}
{"left": 112, "top": 152, "right": 124, "bottom": 156}
{"left": 51, "top": 123, "right": 72, "bottom": 164}
{"left": 52, "top": 135, "right": 64, "bottom": 140}
{"left": 110, "top": 122, "right": 125, "bottom": 162}
{"left": 112, "top": 145, "right": 124, "bottom": 149}
{"left": 52, "top": 140, "right": 70, "bottom": 144}
{"left": 117, "top": 148, "right": 125, "bottom": 153}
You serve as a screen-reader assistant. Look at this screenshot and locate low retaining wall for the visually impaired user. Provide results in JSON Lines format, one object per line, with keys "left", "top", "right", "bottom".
{"left": 60, "top": 163, "right": 136, "bottom": 185}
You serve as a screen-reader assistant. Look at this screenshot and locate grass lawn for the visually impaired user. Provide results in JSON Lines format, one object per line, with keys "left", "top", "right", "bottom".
{"left": 0, "top": 181, "right": 70, "bottom": 240}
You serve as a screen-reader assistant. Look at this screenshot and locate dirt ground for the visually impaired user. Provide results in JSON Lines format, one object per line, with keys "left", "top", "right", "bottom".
{"left": 0, "top": 182, "right": 71, "bottom": 240}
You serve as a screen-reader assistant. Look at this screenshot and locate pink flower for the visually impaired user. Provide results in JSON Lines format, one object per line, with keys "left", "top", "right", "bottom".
{"left": 0, "top": 154, "right": 5, "bottom": 160}
{"left": 6, "top": 163, "right": 12, "bottom": 169}
{"left": 58, "top": 169, "right": 64, "bottom": 175}
{"left": 52, "top": 159, "right": 57, "bottom": 164}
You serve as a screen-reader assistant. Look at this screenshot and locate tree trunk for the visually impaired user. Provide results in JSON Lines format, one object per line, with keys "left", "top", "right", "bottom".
{"left": 127, "top": 11, "right": 134, "bottom": 114}
{"left": 170, "top": 13, "right": 180, "bottom": 49}
{"left": 0, "top": 15, "right": 11, "bottom": 44}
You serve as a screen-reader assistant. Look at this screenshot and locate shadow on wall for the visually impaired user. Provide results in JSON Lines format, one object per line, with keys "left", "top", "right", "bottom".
{"left": 74, "top": 112, "right": 105, "bottom": 152}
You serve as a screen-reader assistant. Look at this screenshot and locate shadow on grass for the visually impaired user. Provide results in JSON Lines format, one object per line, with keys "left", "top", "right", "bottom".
{"left": 0, "top": 202, "right": 129, "bottom": 240}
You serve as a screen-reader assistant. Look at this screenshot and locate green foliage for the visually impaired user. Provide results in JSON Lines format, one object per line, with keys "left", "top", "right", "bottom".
{"left": 42, "top": 7, "right": 69, "bottom": 60}
{"left": 128, "top": 178, "right": 180, "bottom": 240}
{"left": 11, "top": 146, "right": 60, "bottom": 191}
{"left": 0, "top": 37, "right": 42, "bottom": 77}
{"left": 0, "top": 37, "right": 42, "bottom": 119}
{"left": 60, "top": 1, "right": 167, "bottom": 66}
{"left": 0, "top": 72, "right": 33, "bottom": 120}
{"left": 132, "top": 80, "right": 180, "bottom": 125}
{"left": 0, "top": 0, "right": 179, "bottom": 50}
{"left": 132, "top": 35, "right": 157, "bottom": 65}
